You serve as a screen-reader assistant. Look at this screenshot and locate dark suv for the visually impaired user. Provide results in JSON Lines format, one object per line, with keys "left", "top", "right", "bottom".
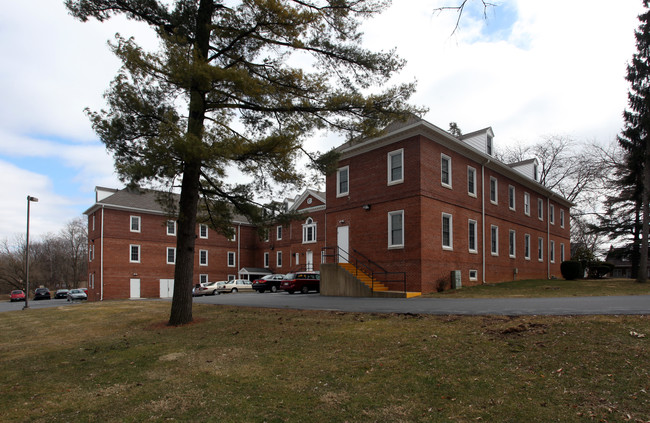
{"left": 280, "top": 271, "right": 320, "bottom": 294}
{"left": 34, "top": 288, "right": 51, "bottom": 300}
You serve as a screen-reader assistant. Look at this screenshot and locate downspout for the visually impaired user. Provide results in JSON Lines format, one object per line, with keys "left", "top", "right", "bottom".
{"left": 237, "top": 223, "right": 241, "bottom": 279}
{"left": 482, "top": 159, "right": 490, "bottom": 284}
{"left": 100, "top": 204, "right": 105, "bottom": 301}
{"left": 547, "top": 196, "right": 551, "bottom": 280}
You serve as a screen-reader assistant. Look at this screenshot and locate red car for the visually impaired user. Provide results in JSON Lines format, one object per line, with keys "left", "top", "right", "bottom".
{"left": 10, "top": 290, "right": 26, "bottom": 302}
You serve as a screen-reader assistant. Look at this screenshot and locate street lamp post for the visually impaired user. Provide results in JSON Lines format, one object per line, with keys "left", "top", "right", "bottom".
{"left": 23, "top": 195, "right": 38, "bottom": 310}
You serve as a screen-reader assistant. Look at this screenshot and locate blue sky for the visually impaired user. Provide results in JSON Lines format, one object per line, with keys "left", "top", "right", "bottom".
{"left": 0, "top": 0, "right": 645, "bottom": 241}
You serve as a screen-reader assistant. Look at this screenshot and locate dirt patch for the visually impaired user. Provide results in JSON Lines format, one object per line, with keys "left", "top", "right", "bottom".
{"left": 145, "top": 317, "right": 207, "bottom": 330}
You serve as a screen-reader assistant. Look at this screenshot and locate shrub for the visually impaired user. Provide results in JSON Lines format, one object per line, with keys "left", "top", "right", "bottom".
{"left": 587, "top": 261, "right": 614, "bottom": 279}
{"left": 435, "top": 275, "right": 449, "bottom": 292}
{"left": 561, "top": 261, "right": 583, "bottom": 280}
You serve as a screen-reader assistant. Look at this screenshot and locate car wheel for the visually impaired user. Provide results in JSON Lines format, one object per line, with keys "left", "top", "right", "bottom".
{"left": 270, "top": 285, "right": 277, "bottom": 293}
{"left": 212, "top": 290, "right": 218, "bottom": 295}
{"left": 301, "top": 286, "right": 309, "bottom": 294}
{"left": 232, "top": 288, "right": 238, "bottom": 293}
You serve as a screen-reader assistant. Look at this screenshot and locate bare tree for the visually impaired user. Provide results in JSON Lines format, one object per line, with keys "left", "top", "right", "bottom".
{"left": 60, "top": 218, "right": 88, "bottom": 288}
{"left": 0, "top": 236, "right": 26, "bottom": 291}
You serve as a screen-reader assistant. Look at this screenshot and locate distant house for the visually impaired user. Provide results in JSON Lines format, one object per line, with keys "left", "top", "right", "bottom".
{"left": 323, "top": 116, "right": 572, "bottom": 294}
{"left": 604, "top": 245, "right": 649, "bottom": 278}
{"left": 83, "top": 187, "right": 325, "bottom": 301}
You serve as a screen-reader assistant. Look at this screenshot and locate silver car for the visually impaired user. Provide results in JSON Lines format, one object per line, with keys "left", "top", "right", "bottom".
{"left": 216, "top": 279, "right": 253, "bottom": 294}
{"left": 67, "top": 289, "right": 88, "bottom": 301}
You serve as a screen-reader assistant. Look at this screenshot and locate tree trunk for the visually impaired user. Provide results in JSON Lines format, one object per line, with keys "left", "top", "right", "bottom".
{"left": 638, "top": 140, "right": 650, "bottom": 283}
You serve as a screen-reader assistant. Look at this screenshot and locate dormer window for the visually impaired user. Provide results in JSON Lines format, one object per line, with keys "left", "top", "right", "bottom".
{"left": 486, "top": 134, "right": 493, "bottom": 156}
{"left": 533, "top": 162, "right": 539, "bottom": 181}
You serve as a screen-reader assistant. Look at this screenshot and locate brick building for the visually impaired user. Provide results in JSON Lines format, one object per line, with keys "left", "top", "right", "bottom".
{"left": 85, "top": 117, "right": 571, "bottom": 299}
{"left": 324, "top": 117, "right": 572, "bottom": 294}
{"left": 84, "top": 187, "right": 325, "bottom": 301}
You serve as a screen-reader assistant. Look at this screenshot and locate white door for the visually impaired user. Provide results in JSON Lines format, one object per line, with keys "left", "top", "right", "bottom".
{"left": 306, "top": 250, "right": 313, "bottom": 271}
{"left": 159, "top": 279, "right": 174, "bottom": 298}
{"left": 337, "top": 225, "right": 349, "bottom": 263}
{"left": 130, "top": 278, "right": 141, "bottom": 299}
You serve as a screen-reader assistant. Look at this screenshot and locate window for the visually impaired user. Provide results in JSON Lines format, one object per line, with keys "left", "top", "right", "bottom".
{"left": 538, "top": 237, "right": 544, "bottom": 261}
{"left": 508, "top": 185, "right": 515, "bottom": 211}
{"left": 550, "top": 240, "right": 556, "bottom": 263}
{"left": 487, "top": 134, "right": 493, "bottom": 156}
{"left": 200, "top": 274, "right": 208, "bottom": 284}
{"left": 337, "top": 166, "right": 350, "bottom": 196}
{"left": 388, "top": 149, "right": 404, "bottom": 185}
{"left": 227, "top": 251, "right": 235, "bottom": 267}
{"left": 467, "top": 166, "right": 477, "bottom": 197}
{"left": 524, "top": 193, "right": 530, "bottom": 216}
{"left": 264, "top": 252, "right": 269, "bottom": 268}
{"left": 469, "top": 270, "right": 478, "bottom": 281}
{"left": 509, "top": 230, "right": 516, "bottom": 258}
{"left": 277, "top": 251, "right": 283, "bottom": 267}
{"left": 92, "top": 215, "right": 95, "bottom": 231}
{"left": 166, "top": 247, "right": 176, "bottom": 264}
{"left": 533, "top": 162, "right": 539, "bottom": 181}
{"left": 277, "top": 225, "right": 283, "bottom": 241}
{"left": 199, "top": 224, "right": 208, "bottom": 239}
{"left": 388, "top": 210, "right": 404, "bottom": 248}
{"left": 442, "top": 213, "right": 453, "bottom": 250}
{"left": 468, "top": 219, "right": 477, "bottom": 253}
{"left": 490, "top": 177, "right": 498, "bottom": 204}
{"left": 490, "top": 225, "right": 499, "bottom": 256}
{"left": 524, "top": 234, "right": 531, "bottom": 260}
{"left": 199, "top": 250, "right": 208, "bottom": 266}
{"left": 230, "top": 227, "right": 237, "bottom": 242}
{"left": 441, "top": 154, "right": 452, "bottom": 188}
{"left": 130, "top": 216, "right": 141, "bottom": 233}
{"left": 538, "top": 198, "right": 544, "bottom": 220}
{"left": 550, "top": 204, "right": 555, "bottom": 225}
{"left": 302, "top": 218, "right": 317, "bottom": 243}
{"left": 167, "top": 220, "right": 176, "bottom": 236}
{"left": 560, "top": 243, "right": 565, "bottom": 262}
{"left": 130, "top": 245, "right": 140, "bottom": 263}
{"left": 228, "top": 275, "right": 235, "bottom": 281}
{"left": 560, "top": 209, "right": 565, "bottom": 228}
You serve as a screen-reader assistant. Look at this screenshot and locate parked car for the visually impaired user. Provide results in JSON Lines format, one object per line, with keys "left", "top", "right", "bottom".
{"left": 193, "top": 281, "right": 226, "bottom": 296}
{"left": 67, "top": 289, "right": 88, "bottom": 301}
{"left": 10, "top": 290, "right": 25, "bottom": 302}
{"left": 217, "top": 279, "right": 253, "bottom": 294}
{"left": 33, "top": 288, "right": 51, "bottom": 300}
{"left": 280, "top": 271, "right": 320, "bottom": 294}
{"left": 252, "top": 274, "right": 285, "bottom": 293}
{"left": 54, "top": 289, "right": 69, "bottom": 299}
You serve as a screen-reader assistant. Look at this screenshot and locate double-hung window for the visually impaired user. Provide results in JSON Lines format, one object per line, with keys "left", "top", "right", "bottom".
{"left": 227, "top": 251, "right": 235, "bottom": 267}
{"left": 337, "top": 166, "right": 349, "bottom": 196}
{"left": 524, "top": 193, "right": 530, "bottom": 216}
{"left": 199, "top": 250, "right": 208, "bottom": 266}
{"left": 538, "top": 237, "right": 544, "bottom": 261}
{"left": 550, "top": 204, "right": 555, "bottom": 225}
{"left": 550, "top": 240, "right": 556, "bottom": 263}
{"left": 388, "top": 210, "right": 404, "bottom": 249}
{"left": 560, "top": 209, "right": 565, "bottom": 228}
{"left": 467, "top": 166, "right": 477, "bottom": 197}
{"left": 199, "top": 224, "right": 208, "bottom": 239}
{"left": 490, "top": 177, "right": 498, "bottom": 204}
{"left": 388, "top": 149, "right": 404, "bottom": 185}
{"left": 442, "top": 213, "right": 453, "bottom": 250}
{"left": 508, "top": 186, "right": 515, "bottom": 211}
{"left": 130, "top": 245, "right": 140, "bottom": 263}
{"left": 264, "top": 252, "right": 269, "bottom": 268}
{"left": 524, "top": 234, "right": 531, "bottom": 260}
{"left": 441, "top": 154, "right": 452, "bottom": 188}
{"left": 468, "top": 219, "right": 477, "bottom": 253}
{"left": 166, "top": 247, "right": 176, "bottom": 264}
{"left": 130, "top": 216, "right": 141, "bottom": 233}
{"left": 490, "top": 225, "right": 499, "bottom": 256}
{"left": 538, "top": 198, "right": 544, "bottom": 221}
{"left": 167, "top": 220, "right": 176, "bottom": 236}
{"left": 277, "top": 225, "right": 283, "bottom": 241}
{"left": 277, "top": 251, "right": 283, "bottom": 267}
{"left": 303, "top": 218, "right": 317, "bottom": 243}
{"left": 509, "top": 230, "right": 516, "bottom": 258}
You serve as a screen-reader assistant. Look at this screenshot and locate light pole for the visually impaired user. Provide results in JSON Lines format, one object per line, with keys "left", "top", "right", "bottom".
{"left": 23, "top": 195, "right": 38, "bottom": 310}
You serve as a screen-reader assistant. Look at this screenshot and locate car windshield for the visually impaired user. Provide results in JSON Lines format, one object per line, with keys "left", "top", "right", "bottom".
{"left": 11, "top": 290, "right": 22, "bottom": 294}
{"left": 284, "top": 274, "right": 296, "bottom": 280}
{"left": 70, "top": 289, "right": 81, "bottom": 293}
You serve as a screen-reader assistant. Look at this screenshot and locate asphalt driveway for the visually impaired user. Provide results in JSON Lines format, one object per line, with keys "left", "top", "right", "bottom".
{"left": 193, "top": 292, "right": 650, "bottom": 315}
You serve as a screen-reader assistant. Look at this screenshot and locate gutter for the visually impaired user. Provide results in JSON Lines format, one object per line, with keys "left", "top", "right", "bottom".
{"left": 481, "top": 159, "right": 490, "bottom": 284}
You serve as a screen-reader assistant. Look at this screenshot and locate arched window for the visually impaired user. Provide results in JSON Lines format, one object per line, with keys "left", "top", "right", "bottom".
{"left": 302, "top": 217, "right": 316, "bottom": 243}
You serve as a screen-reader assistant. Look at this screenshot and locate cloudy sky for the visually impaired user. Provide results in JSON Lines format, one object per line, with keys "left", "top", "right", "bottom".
{"left": 0, "top": 0, "right": 644, "bottom": 242}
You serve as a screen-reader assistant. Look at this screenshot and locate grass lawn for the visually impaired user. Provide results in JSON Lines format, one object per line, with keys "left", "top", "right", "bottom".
{"left": 423, "top": 278, "right": 650, "bottom": 298}
{"left": 0, "top": 301, "right": 648, "bottom": 422}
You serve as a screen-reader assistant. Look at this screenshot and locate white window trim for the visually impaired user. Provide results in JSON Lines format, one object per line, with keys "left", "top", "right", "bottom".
{"left": 538, "top": 237, "right": 544, "bottom": 262}
{"left": 167, "top": 220, "right": 177, "bottom": 236}
{"left": 230, "top": 227, "right": 237, "bottom": 242}
{"left": 490, "top": 177, "right": 498, "bottom": 205}
{"left": 130, "top": 244, "right": 140, "bottom": 263}
{"left": 538, "top": 198, "right": 544, "bottom": 221}
{"left": 388, "top": 210, "right": 404, "bottom": 249}
{"left": 467, "top": 166, "right": 477, "bottom": 197}
{"left": 524, "top": 234, "right": 531, "bottom": 260}
{"left": 276, "top": 251, "right": 283, "bottom": 268}
{"left": 441, "top": 154, "right": 452, "bottom": 189}
{"left": 550, "top": 240, "right": 556, "bottom": 263}
{"left": 337, "top": 166, "right": 350, "bottom": 196}
{"left": 509, "top": 229, "right": 516, "bottom": 258}
{"left": 550, "top": 204, "right": 555, "bottom": 225}
{"left": 560, "top": 209, "right": 565, "bottom": 228}
{"left": 442, "top": 213, "right": 453, "bottom": 250}
{"left": 302, "top": 218, "right": 317, "bottom": 244}
{"left": 469, "top": 270, "right": 478, "bottom": 281}
{"left": 508, "top": 185, "right": 516, "bottom": 211}
{"left": 130, "top": 216, "right": 141, "bottom": 233}
{"left": 166, "top": 247, "right": 176, "bottom": 264}
{"left": 387, "top": 149, "right": 404, "bottom": 186}
{"left": 524, "top": 192, "right": 530, "bottom": 216}
{"left": 468, "top": 219, "right": 478, "bottom": 254}
{"left": 264, "top": 252, "right": 269, "bottom": 268}
{"left": 200, "top": 274, "right": 208, "bottom": 284}
{"left": 276, "top": 225, "right": 283, "bottom": 241}
{"left": 199, "top": 249, "right": 208, "bottom": 266}
{"left": 227, "top": 251, "right": 235, "bottom": 267}
{"left": 491, "top": 225, "right": 499, "bottom": 256}
{"left": 199, "top": 224, "right": 208, "bottom": 239}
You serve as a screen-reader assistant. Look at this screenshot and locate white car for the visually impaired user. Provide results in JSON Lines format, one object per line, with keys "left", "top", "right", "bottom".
{"left": 216, "top": 279, "right": 253, "bottom": 294}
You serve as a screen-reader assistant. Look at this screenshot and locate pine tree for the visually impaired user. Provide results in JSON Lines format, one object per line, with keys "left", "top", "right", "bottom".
{"left": 618, "top": 0, "right": 650, "bottom": 282}
{"left": 66, "top": 0, "right": 423, "bottom": 324}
